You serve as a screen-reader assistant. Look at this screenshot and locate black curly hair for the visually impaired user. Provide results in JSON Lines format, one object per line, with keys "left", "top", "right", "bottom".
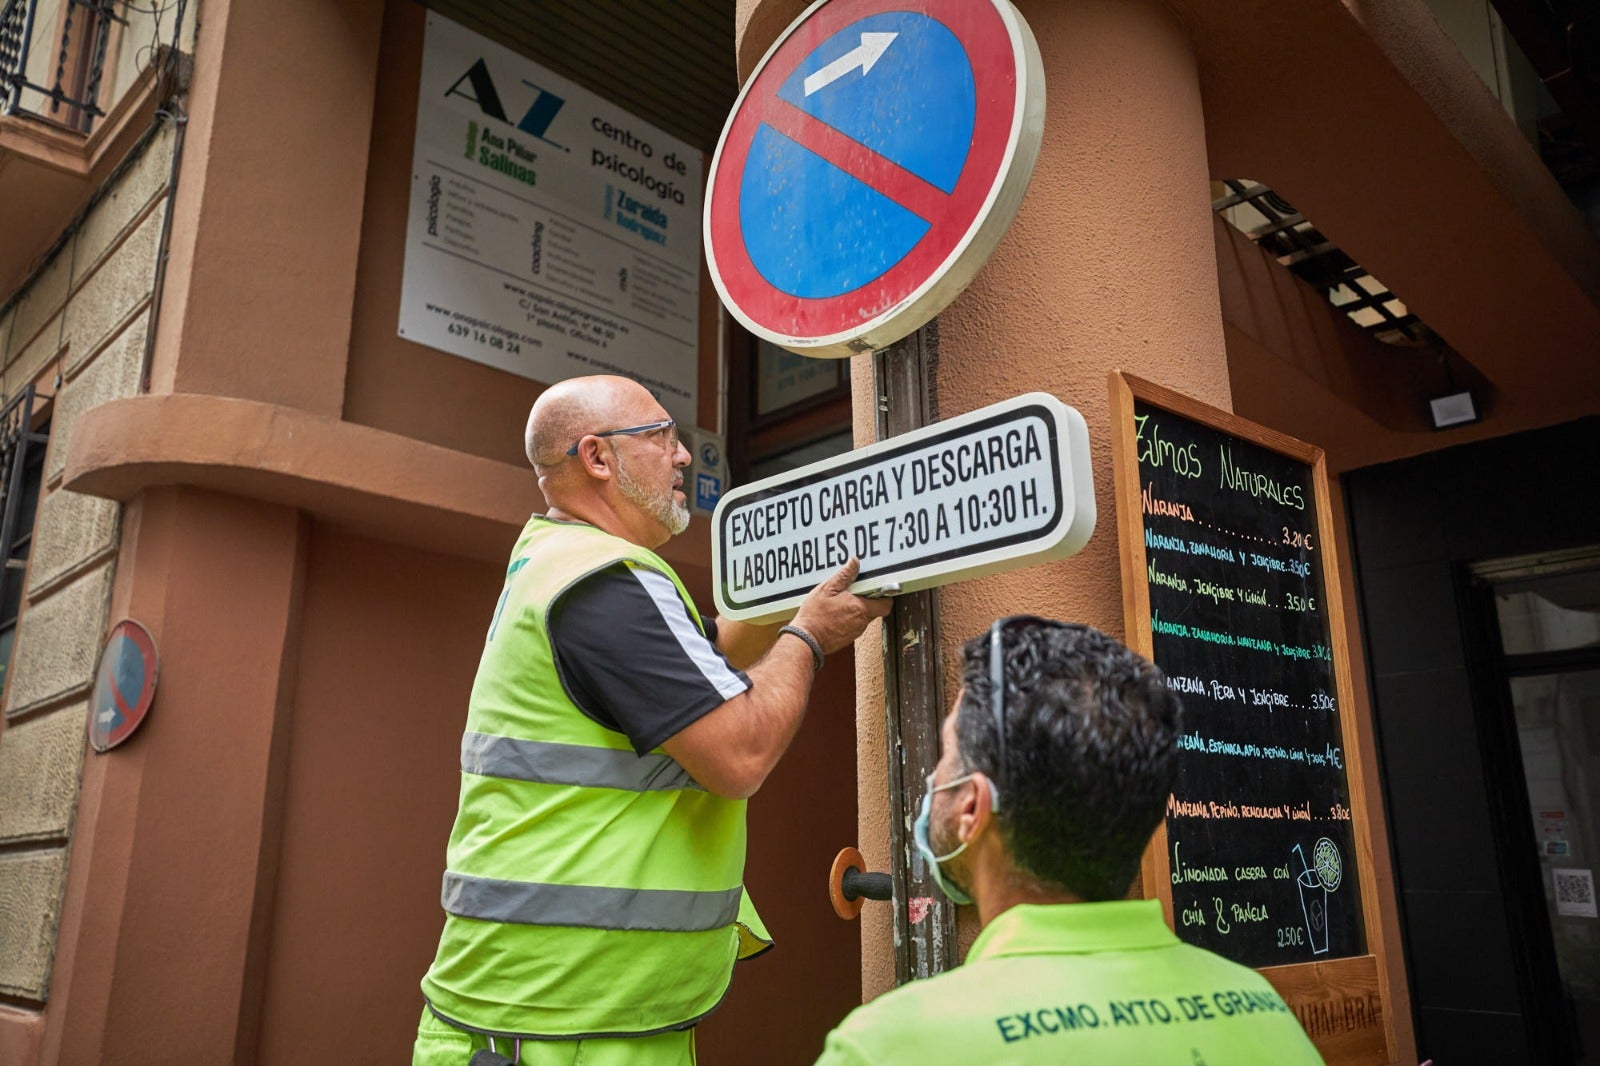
{"left": 954, "top": 618, "right": 1184, "bottom": 901}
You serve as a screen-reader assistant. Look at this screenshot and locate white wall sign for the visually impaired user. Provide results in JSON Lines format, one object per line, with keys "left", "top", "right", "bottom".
{"left": 400, "top": 14, "right": 701, "bottom": 422}
{"left": 712, "top": 393, "right": 1095, "bottom": 622}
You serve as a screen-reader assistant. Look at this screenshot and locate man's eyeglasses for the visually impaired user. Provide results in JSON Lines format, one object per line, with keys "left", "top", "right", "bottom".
{"left": 566, "top": 419, "right": 679, "bottom": 457}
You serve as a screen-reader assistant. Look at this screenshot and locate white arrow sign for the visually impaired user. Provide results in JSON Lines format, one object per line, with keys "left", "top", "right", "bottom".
{"left": 803, "top": 32, "right": 898, "bottom": 96}
{"left": 712, "top": 393, "right": 1096, "bottom": 623}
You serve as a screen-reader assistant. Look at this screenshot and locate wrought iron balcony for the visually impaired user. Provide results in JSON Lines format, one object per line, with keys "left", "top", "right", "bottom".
{"left": 0, "top": 0, "right": 116, "bottom": 134}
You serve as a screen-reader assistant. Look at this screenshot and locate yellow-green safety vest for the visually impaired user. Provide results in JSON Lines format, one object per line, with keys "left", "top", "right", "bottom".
{"left": 421, "top": 516, "right": 770, "bottom": 1038}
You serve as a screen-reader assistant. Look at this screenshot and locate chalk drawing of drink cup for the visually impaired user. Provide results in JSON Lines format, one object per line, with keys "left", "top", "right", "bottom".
{"left": 1293, "top": 838, "right": 1343, "bottom": 955}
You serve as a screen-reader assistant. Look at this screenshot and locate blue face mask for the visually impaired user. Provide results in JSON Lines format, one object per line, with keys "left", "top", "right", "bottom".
{"left": 912, "top": 771, "right": 1001, "bottom": 906}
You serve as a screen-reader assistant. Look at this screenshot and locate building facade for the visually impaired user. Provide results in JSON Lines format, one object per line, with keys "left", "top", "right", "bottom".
{"left": 0, "top": 0, "right": 1596, "bottom": 1062}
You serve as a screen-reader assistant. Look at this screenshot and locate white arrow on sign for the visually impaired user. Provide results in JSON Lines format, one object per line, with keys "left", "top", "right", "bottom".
{"left": 803, "top": 32, "right": 898, "bottom": 96}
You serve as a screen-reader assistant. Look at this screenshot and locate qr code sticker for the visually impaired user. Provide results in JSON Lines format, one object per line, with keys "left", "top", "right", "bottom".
{"left": 1553, "top": 868, "right": 1598, "bottom": 918}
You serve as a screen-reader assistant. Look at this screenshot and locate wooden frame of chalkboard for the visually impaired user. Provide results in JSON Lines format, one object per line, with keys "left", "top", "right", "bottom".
{"left": 1109, "top": 373, "right": 1392, "bottom": 1063}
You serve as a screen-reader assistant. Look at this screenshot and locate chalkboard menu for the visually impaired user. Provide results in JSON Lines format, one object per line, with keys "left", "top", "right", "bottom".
{"left": 1115, "top": 383, "right": 1366, "bottom": 969}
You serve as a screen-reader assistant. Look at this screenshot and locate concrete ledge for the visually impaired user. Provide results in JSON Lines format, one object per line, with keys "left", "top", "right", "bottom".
{"left": 62, "top": 393, "right": 541, "bottom": 565}
{"left": 61, "top": 393, "right": 716, "bottom": 572}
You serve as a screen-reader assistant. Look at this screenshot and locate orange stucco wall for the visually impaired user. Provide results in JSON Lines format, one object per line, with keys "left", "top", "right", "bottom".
{"left": 44, "top": 487, "right": 308, "bottom": 1064}
{"left": 252, "top": 527, "right": 498, "bottom": 1060}
{"left": 1183, "top": 0, "right": 1600, "bottom": 465}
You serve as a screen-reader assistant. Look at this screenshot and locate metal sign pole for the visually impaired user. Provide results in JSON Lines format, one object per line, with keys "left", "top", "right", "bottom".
{"left": 872, "top": 324, "right": 956, "bottom": 984}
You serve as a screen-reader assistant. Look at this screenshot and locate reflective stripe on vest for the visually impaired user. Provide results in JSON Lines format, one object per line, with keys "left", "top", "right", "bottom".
{"left": 442, "top": 872, "right": 743, "bottom": 931}
{"left": 461, "top": 732, "right": 702, "bottom": 793}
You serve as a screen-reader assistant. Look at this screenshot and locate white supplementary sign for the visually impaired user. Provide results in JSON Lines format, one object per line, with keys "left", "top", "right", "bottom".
{"left": 400, "top": 14, "right": 701, "bottom": 421}
{"left": 712, "top": 393, "right": 1095, "bottom": 622}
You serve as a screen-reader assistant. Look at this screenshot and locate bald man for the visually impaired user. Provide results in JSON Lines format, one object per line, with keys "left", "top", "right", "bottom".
{"left": 416, "top": 376, "right": 891, "bottom": 1065}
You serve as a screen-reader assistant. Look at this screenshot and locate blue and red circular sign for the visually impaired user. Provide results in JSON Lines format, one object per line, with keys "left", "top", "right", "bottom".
{"left": 705, "top": 0, "right": 1043, "bottom": 357}
{"left": 89, "top": 619, "right": 159, "bottom": 753}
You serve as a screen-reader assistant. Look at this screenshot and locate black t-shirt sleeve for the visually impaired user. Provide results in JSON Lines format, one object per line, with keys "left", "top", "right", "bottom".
{"left": 549, "top": 563, "right": 751, "bottom": 754}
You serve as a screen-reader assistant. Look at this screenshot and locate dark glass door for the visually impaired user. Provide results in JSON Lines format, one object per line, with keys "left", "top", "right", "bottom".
{"left": 1484, "top": 561, "right": 1600, "bottom": 1063}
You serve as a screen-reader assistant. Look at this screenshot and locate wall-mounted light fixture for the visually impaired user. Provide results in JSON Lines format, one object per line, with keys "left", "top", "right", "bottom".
{"left": 1429, "top": 390, "right": 1480, "bottom": 430}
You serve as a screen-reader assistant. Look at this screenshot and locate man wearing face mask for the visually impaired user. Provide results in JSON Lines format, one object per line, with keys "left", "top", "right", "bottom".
{"left": 415, "top": 376, "right": 892, "bottom": 1065}
{"left": 815, "top": 617, "right": 1324, "bottom": 1064}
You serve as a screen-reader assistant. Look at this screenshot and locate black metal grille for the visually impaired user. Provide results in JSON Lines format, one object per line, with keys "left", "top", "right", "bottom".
{"left": 1, "top": 0, "right": 117, "bottom": 133}
{"left": 1214, "top": 179, "right": 1431, "bottom": 346}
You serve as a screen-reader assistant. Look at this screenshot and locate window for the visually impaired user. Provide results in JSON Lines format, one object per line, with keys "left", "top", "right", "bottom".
{"left": 0, "top": 384, "right": 49, "bottom": 693}
{"left": 1, "top": 0, "right": 116, "bottom": 132}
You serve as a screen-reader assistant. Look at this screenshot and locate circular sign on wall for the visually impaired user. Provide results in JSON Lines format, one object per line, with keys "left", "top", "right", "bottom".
{"left": 705, "top": 0, "right": 1045, "bottom": 358}
{"left": 88, "top": 619, "right": 160, "bottom": 753}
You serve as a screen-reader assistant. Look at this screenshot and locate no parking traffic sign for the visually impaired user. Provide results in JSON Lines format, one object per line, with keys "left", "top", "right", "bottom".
{"left": 705, "top": 0, "right": 1044, "bottom": 357}
{"left": 89, "top": 620, "right": 159, "bottom": 753}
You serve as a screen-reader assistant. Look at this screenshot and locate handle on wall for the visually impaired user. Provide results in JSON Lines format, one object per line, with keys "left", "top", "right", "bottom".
{"left": 829, "top": 846, "right": 893, "bottom": 920}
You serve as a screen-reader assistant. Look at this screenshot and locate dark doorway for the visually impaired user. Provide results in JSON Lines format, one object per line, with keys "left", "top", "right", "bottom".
{"left": 1470, "top": 554, "right": 1600, "bottom": 1063}
{"left": 1344, "top": 416, "right": 1600, "bottom": 1064}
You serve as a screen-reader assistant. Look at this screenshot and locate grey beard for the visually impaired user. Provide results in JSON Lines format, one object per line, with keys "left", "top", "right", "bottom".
{"left": 617, "top": 453, "right": 690, "bottom": 535}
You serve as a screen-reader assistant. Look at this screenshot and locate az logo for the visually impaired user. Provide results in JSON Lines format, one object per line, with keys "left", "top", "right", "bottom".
{"left": 445, "top": 58, "right": 567, "bottom": 149}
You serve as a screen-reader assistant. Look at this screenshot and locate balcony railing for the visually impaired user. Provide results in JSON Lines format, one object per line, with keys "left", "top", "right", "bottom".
{"left": 0, "top": 0, "right": 116, "bottom": 134}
